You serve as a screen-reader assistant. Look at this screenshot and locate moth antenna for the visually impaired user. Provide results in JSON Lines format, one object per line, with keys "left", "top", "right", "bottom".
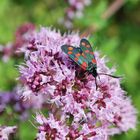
{"left": 98, "top": 73, "right": 122, "bottom": 78}
{"left": 28, "top": 120, "right": 37, "bottom": 129}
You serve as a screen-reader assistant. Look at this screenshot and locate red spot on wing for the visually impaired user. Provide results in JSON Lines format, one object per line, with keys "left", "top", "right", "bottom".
{"left": 76, "top": 53, "right": 81, "bottom": 57}
{"left": 85, "top": 50, "right": 90, "bottom": 53}
{"left": 81, "top": 62, "right": 88, "bottom": 70}
{"left": 82, "top": 62, "right": 87, "bottom": 67}
{"left": 81, "top": 42, "right": 86, "bottom": 46}
{"left": 68, "top": 47, "right": 73, "bottom": 51}
{"left": 92, "top": 58, "right": 96, "bottom": 63}
{"left": 86, "top": 45, "right": 90, "bottom": 48}
{"left": 90, "top": 52, "right": 94, "bottom": 55}
{"left": 82, "top": 53, "right": 86, "bottom": 58}
{"left": 68, "top": 51, "right": 73, "bottom": 54}
{"left": 74, "top": 57, "right": 79, "bottom": 62}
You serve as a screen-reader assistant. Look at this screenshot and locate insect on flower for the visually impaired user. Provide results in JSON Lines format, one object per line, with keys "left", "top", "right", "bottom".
{"left": 61, "top": 38, "right": 120, "bottom": 89}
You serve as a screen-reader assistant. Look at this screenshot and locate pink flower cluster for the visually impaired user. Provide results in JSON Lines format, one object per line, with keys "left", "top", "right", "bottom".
{"left": 0, "top": 23, "right": 35, "bottom": 62}
{"left": 60, "top": 0, "right": 91, "bottom": 28}
{"left": 19, "top": 27, "right": 137, "bottom": 140}
{"left": 0, "top": 87, "right": 47, "bottom": 121}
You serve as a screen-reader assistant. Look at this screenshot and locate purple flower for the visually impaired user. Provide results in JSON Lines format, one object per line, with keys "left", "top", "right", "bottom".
{"left": 0, "top": 23, "right": 35, "bottom": 62}
{"left": 59, "top": 0, "right": 91, "bottom": 28}
{"left": 0, "top": 87, "right": 44, "bottom": 121}
{"left": 18, "top": 27, "right": 137, "bottom": 139}
{"left": 36, "top": 113, "right": 68, "bottom": 140}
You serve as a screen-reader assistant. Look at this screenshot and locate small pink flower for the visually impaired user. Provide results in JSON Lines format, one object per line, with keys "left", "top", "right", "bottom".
{"left": 36, "top": 113, "right": 68, "bottom": 140}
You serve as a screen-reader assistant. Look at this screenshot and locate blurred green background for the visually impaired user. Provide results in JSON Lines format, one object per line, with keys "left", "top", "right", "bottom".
{"left": 0, "top": 0, "right": 140, "bottom": 139}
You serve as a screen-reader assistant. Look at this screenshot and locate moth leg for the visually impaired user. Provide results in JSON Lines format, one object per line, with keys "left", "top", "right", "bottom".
{"left": 95, "top": 77, "right": 98, "bottom": 90}
{"left": 97, "top": 74, "right": 102, "bottom": 83}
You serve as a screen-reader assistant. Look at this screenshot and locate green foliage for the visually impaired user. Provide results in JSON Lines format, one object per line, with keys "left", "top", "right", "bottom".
{"left": 0, "top": 0, "right": 140, "bottom": 139}
{"left": 0, "top": 60, "right": 18, "bottom": 90}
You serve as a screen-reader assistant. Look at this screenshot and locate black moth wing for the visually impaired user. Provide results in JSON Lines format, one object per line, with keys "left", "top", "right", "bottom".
{"left": 61, "top": 45, "right": 89, "bottom": 70}
{"left": 80, "top": 38, "right": 96, "bottom": 66}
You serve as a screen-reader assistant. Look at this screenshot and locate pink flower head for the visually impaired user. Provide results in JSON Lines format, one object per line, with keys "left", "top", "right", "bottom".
{"left": 36, "top": 113, "right": 68, "bottom": 140}
{"left": 0, "top": 23, "right": 35, "bottom": 62}
{"left": 18, "top": 27, "right": 137, "bottom": 139}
